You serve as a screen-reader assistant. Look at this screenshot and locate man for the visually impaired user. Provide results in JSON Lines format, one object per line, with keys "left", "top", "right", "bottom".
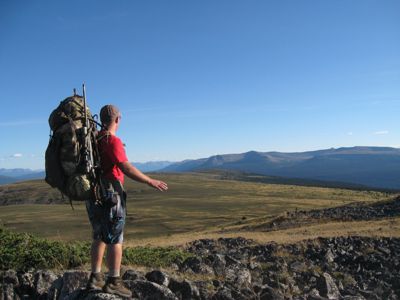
{"left": 86, "top": 104, "right": 168, "bottom": 297}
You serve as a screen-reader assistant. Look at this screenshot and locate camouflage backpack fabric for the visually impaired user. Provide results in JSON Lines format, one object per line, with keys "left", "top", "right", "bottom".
{"left": 45, "top": 94, "right": 101, "bottom": 201}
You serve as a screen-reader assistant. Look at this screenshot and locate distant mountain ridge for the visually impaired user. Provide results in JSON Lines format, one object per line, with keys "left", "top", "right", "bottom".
{"left": 3, "top": 147, "right": 400, "bottom": 189}
{"left": 0, "top": 169, "right": 45, "bottom": 184}
{"left": 0, "top": 168, "right": 43, "bottom": 178}
{"left": 161, "top": 147, "right": 400, "bottom": 189}
{"left": 132, "top": 161, "right": 174, "bottom": 172}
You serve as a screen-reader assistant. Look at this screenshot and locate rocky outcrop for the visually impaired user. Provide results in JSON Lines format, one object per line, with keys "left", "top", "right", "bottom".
{"left": 182, "top": 236, "right": 400, "bottom": 299}
{"left": 1, "top": 236, "right": 399, "bottom": 299}
{"left": 245, "top": 197, "right": 400, "bottom": 232}
{"left": 294, "top": 197, "right": 400, "bottom": 220}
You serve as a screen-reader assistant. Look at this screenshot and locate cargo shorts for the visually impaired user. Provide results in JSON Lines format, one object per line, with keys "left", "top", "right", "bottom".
{"left": 85, "top": 180, "right": 126, "bottom": 244}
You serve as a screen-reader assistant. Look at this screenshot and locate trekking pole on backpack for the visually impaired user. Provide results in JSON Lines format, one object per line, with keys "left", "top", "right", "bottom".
{"left": 82, "top": 83, "right": 107, "bottom": 204}
{"left": 82, "top": 83, "right": 95, "bottom": 175}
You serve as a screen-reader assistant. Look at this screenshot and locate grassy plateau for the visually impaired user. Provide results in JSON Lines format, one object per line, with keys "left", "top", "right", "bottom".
{"left": 0, "top": 172, "right": 396, "bottom": 247}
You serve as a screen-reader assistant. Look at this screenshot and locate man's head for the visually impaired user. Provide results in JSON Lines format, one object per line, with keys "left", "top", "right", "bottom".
{"left": 100, "top": 104, "right": 121, "bottom": 128}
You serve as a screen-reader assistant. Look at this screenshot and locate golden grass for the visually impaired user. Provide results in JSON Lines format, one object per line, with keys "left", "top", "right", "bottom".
{"left": 0, "top": 173, "right": 395, "bottom": 244}
{"left": 123, "top": 217, "right": 400, "bottom": 247}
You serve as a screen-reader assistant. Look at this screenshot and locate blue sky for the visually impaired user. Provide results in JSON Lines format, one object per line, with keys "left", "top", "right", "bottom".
{"left": 0, "top": 0, "right": 399, "bottom": 169}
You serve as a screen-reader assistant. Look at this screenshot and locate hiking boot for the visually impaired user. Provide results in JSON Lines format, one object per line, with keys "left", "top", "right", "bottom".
{"left": 103, "top": 276, "right": 132, "bottom": 298}
{"left": 86, "top": 272, "right": 105, "bottom": 291}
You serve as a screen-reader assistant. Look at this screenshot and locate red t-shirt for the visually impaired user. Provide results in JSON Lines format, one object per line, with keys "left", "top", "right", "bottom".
{"left": 98, "top": 130, "right": 128, "bottom": 184}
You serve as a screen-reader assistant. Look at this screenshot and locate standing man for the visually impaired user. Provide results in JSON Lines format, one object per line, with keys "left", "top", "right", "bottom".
{"left": 86, "top": 104, "right": 168, "bottom": 297}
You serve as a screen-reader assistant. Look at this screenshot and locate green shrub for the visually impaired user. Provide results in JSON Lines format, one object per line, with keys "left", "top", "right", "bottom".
{"left": 123, "top": 246, "right": 194, "bottom": 267}
{"left": 0, "top": 227, "right": 90, "bottom": 271}
{"left": 0, "top": 227, "right": 193, "bottom": 271}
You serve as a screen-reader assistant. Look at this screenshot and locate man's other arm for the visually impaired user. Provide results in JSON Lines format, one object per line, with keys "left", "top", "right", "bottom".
{"left": 118, "top": 161, "right": 168, "bottom": 191}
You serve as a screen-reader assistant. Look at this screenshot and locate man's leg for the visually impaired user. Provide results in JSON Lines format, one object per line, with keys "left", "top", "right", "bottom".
{"left": 86, "top": 239, "right": 107, "bottom": 290}
{"left": 91, "top": 239, "right": 106, "bottom": 273}
{"left": 106, "top": 243, "right": 122, "bottom": 277}
{"left": 102, "top": 188, "right": 131, "bottom": 297}
{"left": 103, "top": 242, "right": 132, "bottom": 297}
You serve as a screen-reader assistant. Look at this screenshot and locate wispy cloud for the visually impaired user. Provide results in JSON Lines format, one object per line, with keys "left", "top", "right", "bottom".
{"left": 11, "top": 153, "right": 23, "bottom": 158}
{"left": 347, "top": 132, "right": 353, "bottom": 136}
{"left": 373, "top": 130, "right": 389, "bottom": 135}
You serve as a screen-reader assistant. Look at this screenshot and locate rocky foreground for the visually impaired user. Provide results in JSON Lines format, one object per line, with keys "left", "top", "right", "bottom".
{"left": 1, "top": 236, "right": 399, "bottom": 300}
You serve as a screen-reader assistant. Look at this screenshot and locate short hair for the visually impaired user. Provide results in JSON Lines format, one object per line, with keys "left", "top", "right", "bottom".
{"left": 100, "top": 104, "right": 120, "bottom": 125}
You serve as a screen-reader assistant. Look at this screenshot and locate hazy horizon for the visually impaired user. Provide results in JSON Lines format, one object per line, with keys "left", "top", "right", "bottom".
{"left": 2, "top": 145, "right": 400, "bottom": 171}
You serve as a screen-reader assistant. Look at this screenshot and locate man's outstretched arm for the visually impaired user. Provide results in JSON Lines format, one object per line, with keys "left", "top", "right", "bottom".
{"left": 118, "top": 161, "right": 168, "bottom": 191}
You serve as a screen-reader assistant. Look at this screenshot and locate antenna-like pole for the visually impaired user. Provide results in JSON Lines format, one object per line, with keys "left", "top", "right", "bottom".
{"left": 82, "top": 83, "right": 87, "bottom": 124}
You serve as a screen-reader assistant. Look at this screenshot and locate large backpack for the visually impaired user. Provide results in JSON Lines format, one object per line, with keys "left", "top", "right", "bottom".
{"left": 45, "top": 88, "right": 102, "bottom": 201}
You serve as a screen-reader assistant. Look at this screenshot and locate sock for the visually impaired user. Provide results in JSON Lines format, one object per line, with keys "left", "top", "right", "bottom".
{"left": 92, "top": 266, "right": 101, "bottom": 274}
{"left": 108, "top": 269, "right": 120, "bottom": 277}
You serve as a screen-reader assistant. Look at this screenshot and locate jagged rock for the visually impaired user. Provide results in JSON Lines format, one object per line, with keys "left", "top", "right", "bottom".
{"left": 307, "top": 288, "right": 329, "bottom": 300}
{"left": 122, "top": 270, "right": 144, "bottom": 281}
{"left": 220, "top": 255, "right": 252, "bottom": 289}
{"left": 211, "top": 280, "right": 220, "bottom": 288}
{"left": 325, "top": 249, "right": 336, "bottom": 263}
{"left": 259, "top": 284, "right": 284, "bottom": 300}
{"left": 145, "top": 270, "right": 170, "bottom": 286}
{"left": 252, "top": 284, "right": 262, "bottom": 294}
{"left": 211, "top": 254, "right": 226, "bottom": 276}
{"left": 211, "top": 286, "right": 234, "bottom": 300}
{"left": 0, "top": 272, "right": 20, "bottom": 300}
{"left": 341, "top": 295, "right": 366, "bottom": 300}
{"left": 59, "top": 270, "right": 89, "bottom": 299}
{"left": 48, "top": 276, "right": 63, "bottom": 300}
{"left": 16, "top": 271, "right": 35, "bottom": 299}
{"left": 290, "top": 261, "right": 307, "bottom": 272}
{"left": 224, "top": 256, "right": 241, "bottom": 267}
{"left": 180, "top": 257, "right": 213, "bottom": 274}
{"left": 236, "top": 287, "right": 257, "bottom": 299}
{"left": 128, "top": 279, "right": 178, "bottom": 300}
{"left": 168, "top": 278, "right": 200, "bottom": 300}
{"left": 62, "top": 288, "right": 86, "bottom": 300}
{"left": 224, "top": 265, "right": 251, "bottom": 289}
{"left": 248, "top": 257, "right": 261, "bottom": 271}
{"left": 3, "top": 270, "right": 19, "bottom": 286}
{"left": 186, "top": 238, "right": 253, "bottom": 259}
{"left": 227, "top": 287, "right": 252, "bottom": 300}
{"left": 317, "top": 273, "right": 341, "bottom": 300}
{"left": 1, "top": 283, "right": 19, "bottom": 300}
{"left": 34, "top": 269, "right": 60, "bottom": 298}
{"left": 192, "top": 281, "right": 213, "bottom": 300}
{"left": 83, "top": 291, "right": 126, "bottom": 300}
{"left": 357, "top": 290, "right": 380, "bottom": 300}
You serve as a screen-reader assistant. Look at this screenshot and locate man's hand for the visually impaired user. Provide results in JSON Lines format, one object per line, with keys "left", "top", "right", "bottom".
{"left": 147, "top": 179, "right": 168, "bottom": 191}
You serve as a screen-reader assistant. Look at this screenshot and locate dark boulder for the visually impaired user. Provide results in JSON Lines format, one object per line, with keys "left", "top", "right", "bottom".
{"left": 122, "top": 269, "right": 145, "bottom": 281}
{"left": 145, "top": 270, "right": 170, "bottom": 286}
{"left": 259, "top": 284, "right": 284, "bottom": 300}
{"left": 59, "top": 270, "right": 89, "bottom": 299}
{"left": 168, "top": 278, "right": 201, "bottom": 300}
{"left": 128, "top": 279, "right": 178, "bottom": 300}
{"left": 34, "top": 270, "right": 61, "bottom": 299}
{"left": 316, "top": 273, "right": 341, "bottom": 300}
